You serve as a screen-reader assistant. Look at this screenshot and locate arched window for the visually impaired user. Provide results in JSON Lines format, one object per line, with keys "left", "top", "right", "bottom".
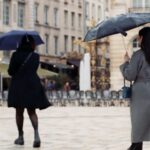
{"left": 132, "top": 37, "right": 140, "bottom": 52}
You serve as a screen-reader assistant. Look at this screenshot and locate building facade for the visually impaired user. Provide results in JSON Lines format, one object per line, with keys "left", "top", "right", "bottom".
{"left": 83, "top": 0, "right": 110, "bottom": 91}
{"left": 0, "top": 0, "right": 34, "bottom": 63}
{"left": 34, "top": 0, "right": 84, "bottom": 57}
{"left": 83, "top": 0, "right": 105, "bottom": 35}
{"left": 0, "top": 0, "right": 84, "bottom": 62}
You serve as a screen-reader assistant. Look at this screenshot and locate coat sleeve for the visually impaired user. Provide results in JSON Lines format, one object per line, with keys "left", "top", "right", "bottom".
{"left": 8, "top": 52, "right": 17, "bottom": 76}
{"left": 34, "top": 53, "right": 40, "bottom": 71}
{"left": 120, "top": 51, "right": 142, "bottom": 81}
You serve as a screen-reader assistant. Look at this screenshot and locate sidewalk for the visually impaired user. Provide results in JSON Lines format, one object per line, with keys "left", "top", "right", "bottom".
{"left": 0, "top": 106, "right": 150, "bottom": 150}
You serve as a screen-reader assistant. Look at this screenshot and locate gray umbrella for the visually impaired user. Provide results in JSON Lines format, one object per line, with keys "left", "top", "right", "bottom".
{"left": 84, "top": 13, "right": 150, "bottom": 42}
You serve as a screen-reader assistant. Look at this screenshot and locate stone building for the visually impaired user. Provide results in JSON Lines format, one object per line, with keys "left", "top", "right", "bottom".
{"left": 0, "top": 0, "right": 85, "bottom": 91}
{"left": 0, "top": 0, "right": 34, "bottom": 63}
{"left": 83, "top": 0, "right": 109, "bottom": 91}
{"left": 0, "top": 0, "right": 84, "bottom": 61}
{"left": 34, "top": 0, "right": 84, "bottom": 56}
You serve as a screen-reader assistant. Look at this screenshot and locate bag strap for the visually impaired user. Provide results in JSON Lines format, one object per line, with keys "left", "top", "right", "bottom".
{"left": 18, "top": 52, "right": 33, "bottom": 72}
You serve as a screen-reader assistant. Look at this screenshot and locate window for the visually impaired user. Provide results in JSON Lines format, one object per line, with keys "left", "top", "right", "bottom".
{"left": 78, "top": 37, "right": 82, "bottom": 52}
{"left": 92, "top": 4, "right": 95, "bottom": 18}
{"left": 54, "top": 36, "right": 58, "bottom": 55}
{"left": 78, "top": 14, "right": 82, "bottom": 29}
{"left": 3, "top": 0, "right": 10, "bottom": 25}
{"left": 64, "top": 35, "right": 68, "bottom": 52}
{"left": 133, "top": 0, "right": 142, "bottom": 7}
{"left": 133, "top": 0, "right": 150, "bottom": 7}
{"left": 85, "top": 2, "right": 89, "bottom": 19}
{"left": 146, "top": 0, "right": 150, "bottom": 7}
{"left": 54, "top": 8, "right": 58, "bottom": 27}
{"left": 98, "top": 6, "right": 102, "bottom": 21}
{"left": 44, "top": 5, "right": 49, "bottom": 24}
{"left": 71, "top": 36, "right": 75, "bottom": 51}
{"left": 132, "top": 37, "right": 140, "bottom": 51}
{"left": 64, "top": 10, "right": 68, "bottom": 27}
{"left": 34, "top": 3, "right": 39, "bottom": 22}
{"left": 45, "top": 34, "right": 49, "bottom": 54}
{"left": 18, "top": 2, "right": 25, "bottom": 27}
{"left": 71, "top": 12, "right": 75, "bottom": 28}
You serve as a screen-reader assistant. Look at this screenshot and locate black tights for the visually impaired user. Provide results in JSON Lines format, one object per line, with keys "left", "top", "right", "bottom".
{"left": 16, "top": 108, "right": 38, "bottom": 137}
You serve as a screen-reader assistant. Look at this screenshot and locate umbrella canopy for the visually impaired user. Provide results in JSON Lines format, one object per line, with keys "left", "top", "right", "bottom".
{"left": 84, "top": 13, "right": 150, "bottom": 42}
{"left": 0, "top": 30, "right": 44, "bottom": 50}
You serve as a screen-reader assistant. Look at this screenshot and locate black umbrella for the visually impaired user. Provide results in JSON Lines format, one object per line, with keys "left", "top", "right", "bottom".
{"left": 0, "top": 30, "right": 44, "bottom": 50}
{"left": 84, "top": 13, "right": 150, "bottom": 42}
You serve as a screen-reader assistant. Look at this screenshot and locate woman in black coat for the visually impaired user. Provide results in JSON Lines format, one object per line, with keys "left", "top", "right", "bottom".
{"left": 8, "top": 35, "right": 50, "bottom": 148}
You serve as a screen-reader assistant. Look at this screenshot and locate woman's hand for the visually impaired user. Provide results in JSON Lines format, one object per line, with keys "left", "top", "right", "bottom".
{"left": 124, "top": 52, "right": 130, "bottom": 63}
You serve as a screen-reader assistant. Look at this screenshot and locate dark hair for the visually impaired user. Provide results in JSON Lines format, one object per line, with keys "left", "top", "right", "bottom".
{"left": 17, "top": 35, "right": 35, "bottom": 52}
{"left": 139, "top": 27, "right": 150, "bottom": 64}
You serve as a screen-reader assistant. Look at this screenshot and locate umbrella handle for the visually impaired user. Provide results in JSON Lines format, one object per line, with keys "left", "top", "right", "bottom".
{"left": 121, "top": 35, "right": 128, "bottom": 52}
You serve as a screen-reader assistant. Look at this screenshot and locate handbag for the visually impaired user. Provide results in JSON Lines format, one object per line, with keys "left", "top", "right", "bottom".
{"left": 122, "top": 79, "right": 132, "bottom": 99}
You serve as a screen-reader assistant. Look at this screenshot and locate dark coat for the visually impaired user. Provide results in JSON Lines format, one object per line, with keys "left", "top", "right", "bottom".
{"left": 8, "top": 51, "right": 50, "bottom": 110}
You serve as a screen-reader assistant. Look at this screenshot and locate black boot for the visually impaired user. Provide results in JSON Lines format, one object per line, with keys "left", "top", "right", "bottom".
{"left": 127, "top": 142, "right": 143, "bottom": 150}
{"left": 14, "top": 131, "right": 24, "bottom": 145}
{"left": 33, "top": 129, "right": 41, "bottom": 148}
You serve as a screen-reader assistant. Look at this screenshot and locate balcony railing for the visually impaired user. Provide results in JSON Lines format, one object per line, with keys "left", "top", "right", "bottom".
{"left": 128, "top": 7, "right": 150, "bottom": 13}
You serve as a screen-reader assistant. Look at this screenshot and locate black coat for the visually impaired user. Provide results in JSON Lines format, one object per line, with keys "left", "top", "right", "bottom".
{"left": 8, "top": 51, "right": 50, "bottom": 109}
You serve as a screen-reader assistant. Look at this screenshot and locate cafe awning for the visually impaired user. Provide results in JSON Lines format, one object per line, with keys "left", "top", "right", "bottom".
{"left": 67, "top": 59, "right": 80, "bottom": 67}
{"left": 40, "top": 61, "right": 74, "bottom": 73}
{"left": 0, "top": 63, "right": 57, "bottom": 77}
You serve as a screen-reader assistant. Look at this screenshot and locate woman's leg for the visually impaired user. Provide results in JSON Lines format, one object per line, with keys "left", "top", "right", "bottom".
{"left": 14, "top": 108, "right": 24, "bottom": 145}
{"left": 27, "top": 108, "right": 40, "bottom": 147}
{"left": 127, "top": 142, "right": 143, "bottom": 150}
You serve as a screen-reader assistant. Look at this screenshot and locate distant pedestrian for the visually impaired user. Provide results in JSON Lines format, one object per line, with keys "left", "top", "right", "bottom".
{"left": 63, "top": 82, "right": 71, "bottom": 92}
{"left": 7, "top": 35, "right": 50, "bottom": 148}
{"left": 120, "top": 27, "right": 150, "bottom": 150}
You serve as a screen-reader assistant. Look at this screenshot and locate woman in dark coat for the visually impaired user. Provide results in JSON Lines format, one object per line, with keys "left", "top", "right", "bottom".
{"left": 120, "top": 27, "right": 150, "bottom": 150}
{"left": 8, "top": 35, "right": 50, "bottom": 148}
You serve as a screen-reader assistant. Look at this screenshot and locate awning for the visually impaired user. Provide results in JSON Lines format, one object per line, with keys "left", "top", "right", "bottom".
{"left": 37, "top": 67, "right": 57, "bottom": 77}
{"left": 0, "top": 63, "right": 9, "bottom": 77}
{"left": 40, "top": 62, "right": 74, "bottom": 73}
{"left": 0, "top": 63, "right": 57, "bottom": 77}
{"left": 67, "top": 59, "right": 80, "bottom": 67}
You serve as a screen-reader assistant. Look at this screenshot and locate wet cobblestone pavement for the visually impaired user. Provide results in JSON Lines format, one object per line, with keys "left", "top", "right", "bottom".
{"left": 0, "top": 106, "right": 150, "bottom": 150}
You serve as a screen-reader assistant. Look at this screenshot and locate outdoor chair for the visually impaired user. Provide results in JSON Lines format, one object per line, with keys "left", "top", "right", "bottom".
{"left": 85, "top": 90, "right": 93, "bottom": 106}
{"left": 51, "top": 91, "right": 59, "bottom": 105}
{"left": 95, "top": 90, "right": 103, "bottom": 106}
{"left": 79, "top": 90, "right": 85, "bottom": 106}
{"left": 91, "top": 91, "right": 97, "bottom": 106}
{"left": 56, "top": 90, "right": 62, "bottom": 106}
{"left": 110, "top": 90, "right": 119, "bottom": 106}
{"left": 0, "top": 92, "right": 3, "bottom": 106}
{"left": 68, "top": 90, "right": 77, "bottom": 106}
{"left": 75, "top": 91, "right": 81, "bottom": 106}
{"left": 118, "top": 90, "right": 124, "bottom": 106}
{"left": 47, "top": 91, "right": 53, "bottom": 102}
{"left": 103, "top": 90, "right": 111, "bottom": 106}
{"left": 3, "top": 90, "right": 8, "bottom": 102}
{"left": 118, "top": 89, "right": 129, "bottom": 107}
{"left": 62, "top": 91, "right": 69, "bottom": 106}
